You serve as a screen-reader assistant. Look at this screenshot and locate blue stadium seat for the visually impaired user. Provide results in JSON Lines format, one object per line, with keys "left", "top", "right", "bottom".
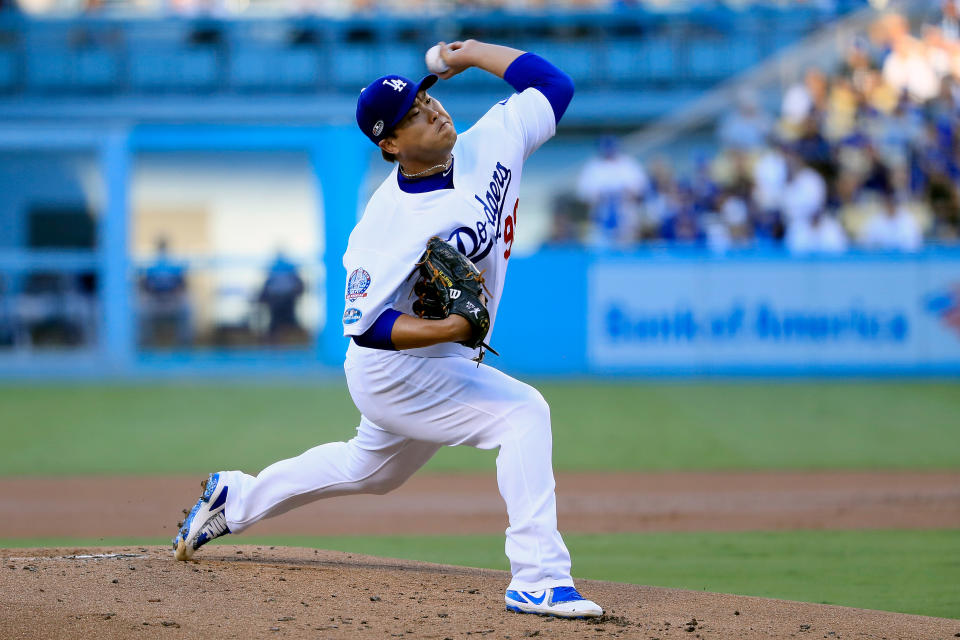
{"left": 229, "top": 48, "right": 322, "bottom": 90}
{"left": 452, "top": 65, "right": 503, "bottom": 90}
{"left": 26, "top": 50, "right": 70, "bottom": 90}
{"left": 687, "top": 39, "right": 729, "bottom": 80}
{"left": 379, "top": 45, "right": 422, "bottom": 81}
{"left": 124, "top": 20, "right": 221, "bottom": 90}
{"left": 775, "top": 10, "right": 816, "bottom": 34}
{"left": 0, "top": 51, "right": 15, "bottom": 91}
{"left": 688, "top": 38, "right": 762, "bottom": 80}
{"left": 331, "top": 45, "right": 380, "bottom": 90}
{"left": 75, "top": 49, "right": 120, "bottom": 90}
{"left": 727, "top": 39, "right": 762, "bottom": 74}
{"left": 606, "top": 38, "right": 676, "bottom": 83}
{"left": 229, "top": 48, "right": 271, "bottom": 88}
{"left": 278, "top": 49, "right": 322, "bottom": 89}
{"left": 518, "top": 41, "right": 600, "bottom": 86}
{"left": 128, "top": 48, "right": 219, "bottom": 91}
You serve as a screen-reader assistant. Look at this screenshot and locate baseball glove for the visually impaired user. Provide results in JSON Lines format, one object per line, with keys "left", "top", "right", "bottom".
{"left": 412, "top": 236, "right": 498, "bottom": 354}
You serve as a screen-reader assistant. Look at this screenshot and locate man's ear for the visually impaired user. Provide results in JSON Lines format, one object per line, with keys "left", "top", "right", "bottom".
{"left": 379, "top": 137, "right": 399, "bottom": 156}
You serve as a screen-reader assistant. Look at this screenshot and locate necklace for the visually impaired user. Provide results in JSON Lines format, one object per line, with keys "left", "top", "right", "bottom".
{"left": 400, "top": 156, "right": 452, "bottom": 179}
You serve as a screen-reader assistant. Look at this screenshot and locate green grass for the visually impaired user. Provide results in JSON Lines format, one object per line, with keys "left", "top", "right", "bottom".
{"left": 4, "top": 530, "right": 957, "bottom": 619}
{"left": 0, "top": 382, "right": 958, "bottom": 475}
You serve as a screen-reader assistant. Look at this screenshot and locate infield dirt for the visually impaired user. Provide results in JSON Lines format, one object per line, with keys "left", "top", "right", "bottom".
{"left": 3, "top": 545, "right": 959, "bottom": 640}
{"left": 3, "top": 471, "right": 959, "bottom": 639}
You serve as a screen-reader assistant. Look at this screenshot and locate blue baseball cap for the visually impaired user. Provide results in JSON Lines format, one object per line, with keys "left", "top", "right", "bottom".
{"left": 356, "top": 73, "right": 438, "bottom": 145}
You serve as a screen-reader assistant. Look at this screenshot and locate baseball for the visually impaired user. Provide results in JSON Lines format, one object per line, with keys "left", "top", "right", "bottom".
{"left": 425, "top": 44, "right": 450, "bottom": 74}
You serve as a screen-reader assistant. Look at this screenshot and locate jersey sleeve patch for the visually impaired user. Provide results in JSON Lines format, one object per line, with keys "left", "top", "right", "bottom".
{"left": 346, "top": 268, "right": 372, "bottom": 302}
{"left": 342, "top": 307, "right": 362, "bottom": 325}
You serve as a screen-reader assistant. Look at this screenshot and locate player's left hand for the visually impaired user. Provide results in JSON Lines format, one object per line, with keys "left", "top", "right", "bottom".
{"left": 432, "top": 40, "right": 476, "bottom": 80}
{"left": 413, "top": 236, "right": 497, "bottom": 353}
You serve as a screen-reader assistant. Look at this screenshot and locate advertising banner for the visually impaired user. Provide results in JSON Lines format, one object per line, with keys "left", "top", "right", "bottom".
{"left": 587, "top": 256, "right": 960, "bottom": 373}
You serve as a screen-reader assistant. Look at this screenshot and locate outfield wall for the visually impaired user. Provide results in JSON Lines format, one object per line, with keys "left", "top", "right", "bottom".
{"left": 494, "top": 249, "right": 960, "bottom": 377}
{"left": 4, "top": 246, "right": 960, "bottom": 379}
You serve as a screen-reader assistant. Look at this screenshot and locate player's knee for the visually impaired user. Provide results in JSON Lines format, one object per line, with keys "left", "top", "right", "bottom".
{"left": 342, "top": 451, "right": 402, "bottom": 495}
{"left": 343, "top": 458, "right": 403, "bottom": 495}
{"left": 363, "top": 473, "right": 404, "bottom": 495}
{"left": 510, "top": 387, "right": 551, "bottom": 437}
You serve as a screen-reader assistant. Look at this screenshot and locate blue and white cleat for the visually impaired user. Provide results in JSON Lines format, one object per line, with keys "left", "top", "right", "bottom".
{"left": 172, "top": 473, "right": 231, "bottom": 561}
{"left": 505, "top": 586, "right": 603, "bottom": 618}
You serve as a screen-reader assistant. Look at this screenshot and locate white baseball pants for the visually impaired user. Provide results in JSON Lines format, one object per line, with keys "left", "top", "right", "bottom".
{"left": 221, "top": 347, "right": 573, "bottom": 592}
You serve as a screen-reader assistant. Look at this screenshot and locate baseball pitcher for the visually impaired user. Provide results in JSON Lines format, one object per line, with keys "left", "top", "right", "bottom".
{"left": 172, "top": 40, "right": 603, "bottom": 619}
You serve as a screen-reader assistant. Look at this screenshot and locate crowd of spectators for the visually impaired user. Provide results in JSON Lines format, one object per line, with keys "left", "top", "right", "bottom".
{"left": 565, "top": 8, "right": 960, "bottom": 253}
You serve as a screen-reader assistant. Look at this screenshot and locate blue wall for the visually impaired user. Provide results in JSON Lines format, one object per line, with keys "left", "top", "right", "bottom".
{"left": 492, "top": 249, "right": 960, "bottom": 377}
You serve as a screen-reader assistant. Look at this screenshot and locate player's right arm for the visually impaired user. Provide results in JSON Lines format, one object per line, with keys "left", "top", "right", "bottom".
{"left": 437, "top": 40, "right": 573, "bottom": 163}
{"left": 436, "top": 40, "right": 574, "bottom": 126}
{"left": 433, "top": 40, "right": 525, "bottom": 80}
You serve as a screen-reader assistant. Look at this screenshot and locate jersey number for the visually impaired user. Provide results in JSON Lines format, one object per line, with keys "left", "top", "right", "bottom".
{"left": 503, "top": 198, "right": 518, "bottom": 260}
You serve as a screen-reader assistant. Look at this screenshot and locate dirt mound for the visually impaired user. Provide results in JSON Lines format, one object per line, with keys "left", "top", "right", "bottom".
{"left": 1, "top": 546, "right": 956, "bottom": 639}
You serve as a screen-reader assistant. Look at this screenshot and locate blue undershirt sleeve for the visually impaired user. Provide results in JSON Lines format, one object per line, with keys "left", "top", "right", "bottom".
{"left": 503, "top": 52, "right": 575, "bottom": 124}
{"left": 352, "top": 308, "right": 401, "bottom": 350}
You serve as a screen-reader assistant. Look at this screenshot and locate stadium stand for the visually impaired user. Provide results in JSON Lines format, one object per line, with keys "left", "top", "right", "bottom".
{"left": 564, "top": 7, "right": 960, "bottom": 251}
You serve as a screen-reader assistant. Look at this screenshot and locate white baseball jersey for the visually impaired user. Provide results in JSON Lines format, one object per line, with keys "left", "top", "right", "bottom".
{"left": 342, "top": 87, "right": 557, "bottom": 358}
{"left": 219, "top": 75, "right": 582, "bottom": 594}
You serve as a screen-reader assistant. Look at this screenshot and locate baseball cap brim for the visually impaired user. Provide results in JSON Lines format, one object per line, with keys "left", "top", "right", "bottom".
{"left": 386, "top": 74, "right": 439, "bottom": 133}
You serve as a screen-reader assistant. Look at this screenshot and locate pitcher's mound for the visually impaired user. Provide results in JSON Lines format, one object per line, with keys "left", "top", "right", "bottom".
{"left": 1, "top": 546, "right": 955, "bottom": 639}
